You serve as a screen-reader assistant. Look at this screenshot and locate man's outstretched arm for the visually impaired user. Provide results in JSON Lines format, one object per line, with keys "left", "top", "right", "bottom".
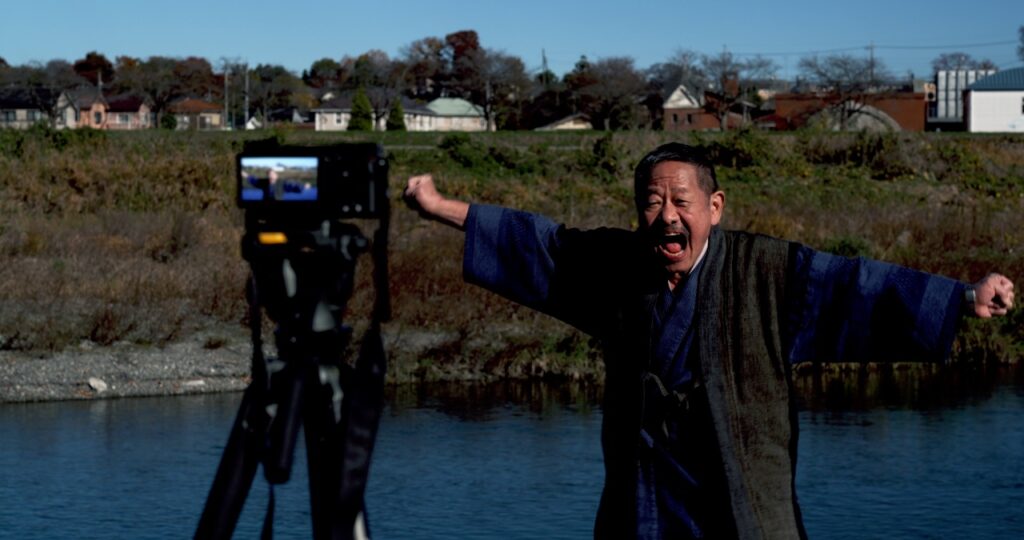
{"left": 400, "top": 173, "right": 636, "bottom": 336}
{"left": 403, "top": 174, "right": 470, "bottom": 230}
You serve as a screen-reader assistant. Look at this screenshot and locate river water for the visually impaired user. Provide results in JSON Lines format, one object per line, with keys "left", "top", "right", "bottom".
{"left": 1, "top": 369, "right": 1022, "bottom": 539}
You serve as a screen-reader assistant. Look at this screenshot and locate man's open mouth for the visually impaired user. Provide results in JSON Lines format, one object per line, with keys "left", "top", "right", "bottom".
{"left": 652, "top": 233, "right": 688, "bottom": 257}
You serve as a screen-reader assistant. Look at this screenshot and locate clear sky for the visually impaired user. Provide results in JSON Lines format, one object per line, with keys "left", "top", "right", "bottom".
{"left": 2, "top": 0, "right": 1021, "bottom": 80}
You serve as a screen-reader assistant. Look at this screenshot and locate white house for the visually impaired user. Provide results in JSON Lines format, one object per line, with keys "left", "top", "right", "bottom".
{"left": 535, "top": 112, "right": 592, "bottom": 131}
{"left": 425, "top": 97, "right": 489, "bottom": 131}
{"left": 313, "top": 95, "right": 354, "bottom": 131}
{"left": 0, "top": 87, "right": 77, "bottom": 129}
{"left": 965, "top": 67, "right": 1024, "bottom": 133}
{"left": 314, "top": 95, "right": 486, "bottom": 132}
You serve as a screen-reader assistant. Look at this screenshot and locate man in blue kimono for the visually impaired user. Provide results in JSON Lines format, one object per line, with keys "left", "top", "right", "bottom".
{"left": 403, "top": 142, "right": 1015, "bottom": 539}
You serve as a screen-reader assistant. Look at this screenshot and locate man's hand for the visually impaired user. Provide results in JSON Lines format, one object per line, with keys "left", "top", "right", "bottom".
{"left": 970, "top": 273, "right": 1015, "bottom": 318}
{"left": 404, "top": 174, "right": 443, "bottom": 215}
{"left": 403, "top": 174, "right": 469, "bottom": 229}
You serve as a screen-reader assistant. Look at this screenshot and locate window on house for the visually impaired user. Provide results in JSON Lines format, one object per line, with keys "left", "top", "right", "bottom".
{"left": 686, "top": 113, "right": 694, "bottom": 125}
{"left": 336, "top": 113, "right": 343, "bottom": 124}
{"left": 1, "top": 110, "right": 15, "bottom": 123}
{"left": 94, "top": 112, "right": 102, "bottom": 125}
{"left": 27, "top": 110, "right": 40, "bottom": 122}
{"left": 1021, "top": 97, "right": 1024, "bottom": 115}
{"left": 120, "top": 114, "right": 130, "bottom": 124}
{"left": 672, "top": 113, "right": 678, "bottom": 126}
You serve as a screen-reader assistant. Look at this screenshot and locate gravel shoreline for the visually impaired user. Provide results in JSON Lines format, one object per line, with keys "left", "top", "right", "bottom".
{"left": 0, "top": 323, "right": 602, "bottom": 404}
{"left": 0, "top": 333, "right": 253, "bottom": 403}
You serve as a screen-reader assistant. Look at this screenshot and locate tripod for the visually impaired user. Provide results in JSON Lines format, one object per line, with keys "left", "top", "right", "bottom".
{"left": 195, "top": 219, "right": 389, "bottom": 540}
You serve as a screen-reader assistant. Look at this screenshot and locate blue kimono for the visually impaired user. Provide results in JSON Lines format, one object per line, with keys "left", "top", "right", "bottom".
{"left": 462, "top": 204, "right": 965, "bottom": 539}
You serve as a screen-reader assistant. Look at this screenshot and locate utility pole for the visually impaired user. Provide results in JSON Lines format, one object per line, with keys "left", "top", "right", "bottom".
{"left": 868, "top": 42, "right": 876, "bottom": 82}
{"left": 244, "top": 64, "right": 250, "bottom": 127}
{"left": 223, "top": 67, "right": 229, "bottom": 130}
{"left": 542, "top": 48, "right": 550, "bottom": 90}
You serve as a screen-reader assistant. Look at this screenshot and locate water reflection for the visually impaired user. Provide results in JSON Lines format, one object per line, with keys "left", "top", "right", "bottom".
{"left": 386, "top": 380, "right": 603, "bottom": 419}
{"left": 0, "top": 369, "right": 1021, "bottom": 539}
{"left": 792, "top": 362, "right": 1021, "bottom": 410}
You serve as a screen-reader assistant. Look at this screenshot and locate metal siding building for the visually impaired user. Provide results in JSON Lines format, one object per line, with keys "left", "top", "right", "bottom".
{"left": 965, "top": 68, "right": 1024, "bottom": 133}
{"left": 928, "top": 69, "right": 996, "bottom": 129}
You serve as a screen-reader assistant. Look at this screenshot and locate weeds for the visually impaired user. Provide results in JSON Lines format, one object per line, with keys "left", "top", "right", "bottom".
{"left": 1, "top": 128, "right": 1022, "bottom": 369}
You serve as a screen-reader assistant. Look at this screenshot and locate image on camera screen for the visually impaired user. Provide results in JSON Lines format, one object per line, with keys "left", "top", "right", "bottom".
{"left": 240, "top": 156, "right": 319, "bottom": 202}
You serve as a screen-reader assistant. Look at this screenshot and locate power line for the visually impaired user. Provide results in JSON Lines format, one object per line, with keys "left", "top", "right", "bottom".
{"left": 876, "top": 40, "right": 1017, "bottom": 50}
{"left": 731, "top": 40, "right": 1017, "bottom": 57}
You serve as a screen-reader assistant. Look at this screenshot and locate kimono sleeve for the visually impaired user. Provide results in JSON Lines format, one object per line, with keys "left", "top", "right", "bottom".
{"left": 463, "top": 204, "right": 639, "bottom": 336}
{"left": 786, "top": 246, "right": 966, "bottom": 364}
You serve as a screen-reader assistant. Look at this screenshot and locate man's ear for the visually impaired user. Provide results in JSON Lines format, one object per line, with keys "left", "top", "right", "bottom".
{"left": 710, "top": 191, "right": 725, "bottom": 226}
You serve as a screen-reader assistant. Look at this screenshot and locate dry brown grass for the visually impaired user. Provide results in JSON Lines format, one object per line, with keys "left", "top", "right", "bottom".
{"left": 2, "top": 128, "right": 1023, "bottom": 369}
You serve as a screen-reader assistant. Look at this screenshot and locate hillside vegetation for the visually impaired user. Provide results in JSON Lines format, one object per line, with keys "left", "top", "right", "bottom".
{"left": 1, "top": 127, "right": 1022, "bottom": 381}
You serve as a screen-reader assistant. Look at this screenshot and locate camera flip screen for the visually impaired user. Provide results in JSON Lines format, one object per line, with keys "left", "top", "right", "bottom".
{"left": 237, "top": 143, "right": 387, "bottom": 220}
{"left": 239, "top": 156, "right": 319, "bottom": 203}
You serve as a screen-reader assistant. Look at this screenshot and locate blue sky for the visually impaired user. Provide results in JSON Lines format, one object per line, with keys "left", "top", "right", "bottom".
{"left": 2, "top": 0, "right": 1020, "bottom": 80}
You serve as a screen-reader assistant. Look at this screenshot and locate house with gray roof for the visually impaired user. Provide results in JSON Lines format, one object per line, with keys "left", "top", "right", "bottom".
{"left": 313, "top": 94, "right": 456, "bottom": 132}
{"left": 105, "top": 94, "right": 153, "bottom": 130}
{"left": 0, "top": 87, "right": 77, "bottom": 129}
{"left": 313, "top": 94, "right": 357, "bottom": 131}
{"left": 71, "top": 87, "right": 107, "bottom": 129}
{"left": 965, "top": 67, "right": 1024, "bottom": 132}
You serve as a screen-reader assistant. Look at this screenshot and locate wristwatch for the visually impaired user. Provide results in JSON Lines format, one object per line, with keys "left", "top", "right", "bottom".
{"left": 964, "top": 285, "right": 977, "bottom": 310}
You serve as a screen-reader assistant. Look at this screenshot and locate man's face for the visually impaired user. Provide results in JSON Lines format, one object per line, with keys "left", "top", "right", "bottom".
{"left": 639, "top": 161, "right": 724, "bottom": 278}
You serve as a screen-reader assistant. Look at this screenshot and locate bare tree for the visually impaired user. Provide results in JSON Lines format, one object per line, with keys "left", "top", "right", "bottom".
{"left": 651, "top": 50, "right": 708, "bottom": 92}
{"left": 1018, "top": 25, "right": 1024, "bottom": 63}
{"left": 931, "top": 52, "right": 995, "bottom": 72}
{"left": 248, "top": 64, "right": 303, "bottom": 122}
{"left": 351, "top": 50, "right": 407, "bottom": 129}
{"left": 798, "top": 53, "right": 891, "bottom": 130}
{"left": 564, "top": 56, "right": 646, "bottom": 130}
{"left": 130, "top": 57, "right": 179, "bottom": 124}
{"left": 452, "top": 48, "right": 530, "bottom": 129}
{"left": 700, "top": 50, "right": 775, "bottom": 130}
{"left": 400, "top": 36, "right": 445, "bottom": 99}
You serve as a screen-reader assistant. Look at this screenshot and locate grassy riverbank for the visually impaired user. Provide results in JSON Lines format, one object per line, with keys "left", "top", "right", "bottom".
{"left": 1, "top": 126, "right": 1023, "bottom": 382}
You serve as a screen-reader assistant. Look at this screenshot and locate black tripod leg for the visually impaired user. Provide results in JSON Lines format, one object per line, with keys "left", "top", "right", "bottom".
{"left": 304, "top": 364, "right": 351, "bottom": 540}
{"left": 195, "top": 385, "right": 266, "bottom": 540}
{"left": 304, "top": 326, "right": 386, "bottom": 540}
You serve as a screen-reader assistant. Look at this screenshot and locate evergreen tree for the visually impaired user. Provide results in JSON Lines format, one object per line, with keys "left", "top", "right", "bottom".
{"left": 348, "top": 87, "right": 373, "bottom": 131}
{"left": 386, "top": 99, "right": 406, "bottom": 131}
{"left": 159, "top": 113, "right": 177, "bottom": 130}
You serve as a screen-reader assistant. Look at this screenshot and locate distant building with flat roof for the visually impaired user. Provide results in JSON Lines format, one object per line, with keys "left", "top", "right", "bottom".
{"left": 927, "top": 69, "right": 996, "bottom": 131}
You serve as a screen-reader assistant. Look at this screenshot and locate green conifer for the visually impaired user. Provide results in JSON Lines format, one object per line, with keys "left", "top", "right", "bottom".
{"left": 348, "top": 87, "right": 373, "bottom": 131}
{"left": 386, "top": 99, "right": 407, "bottom": 131}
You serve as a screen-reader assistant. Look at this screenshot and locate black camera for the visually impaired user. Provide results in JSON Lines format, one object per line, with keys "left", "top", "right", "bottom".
{"left": 237, "top": 142, "right": 388, "bottom": 221}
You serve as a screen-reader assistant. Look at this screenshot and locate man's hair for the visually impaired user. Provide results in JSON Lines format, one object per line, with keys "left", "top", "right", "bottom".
{"left": 633, "top": 142, "right": 719, "bottom": 199}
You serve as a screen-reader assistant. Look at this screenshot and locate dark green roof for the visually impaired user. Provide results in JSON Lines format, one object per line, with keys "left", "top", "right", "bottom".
{"left": 968, "top": 67, "right": 1024, "bottom": 91}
